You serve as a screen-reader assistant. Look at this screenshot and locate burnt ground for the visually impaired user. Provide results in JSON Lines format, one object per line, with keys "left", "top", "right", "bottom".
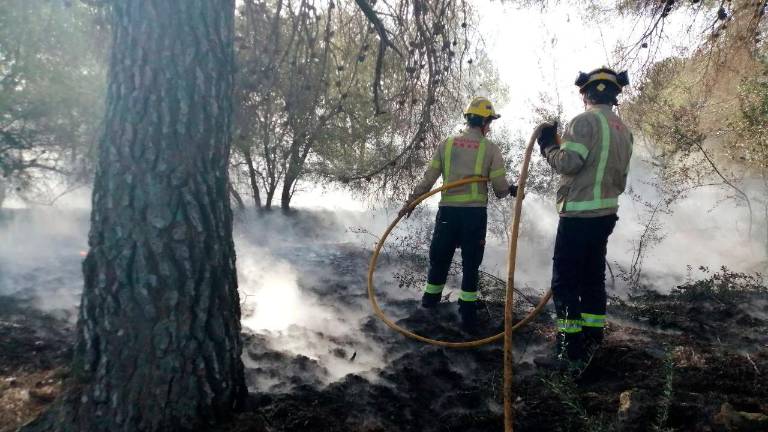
{"left": 0, "top": 299, "right": 72, "bottom": 432}
{"left": 1, "top": 256, "right": 767, "bottom": 431}
{"left": 216, "top": 268, "right": 768, "bottom": 432}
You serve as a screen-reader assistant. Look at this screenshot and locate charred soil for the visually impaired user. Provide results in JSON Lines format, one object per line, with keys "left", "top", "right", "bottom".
{"left": 0, "top": 298, "right": 72, "bottom": 432}
{"left": 2, "top": 268, "right": 767, "bottom": 432}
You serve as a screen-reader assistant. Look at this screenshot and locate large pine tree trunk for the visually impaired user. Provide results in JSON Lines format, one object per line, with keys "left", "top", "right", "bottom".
{"left": 25, "top": 1, "right": 247, "bottom": 430}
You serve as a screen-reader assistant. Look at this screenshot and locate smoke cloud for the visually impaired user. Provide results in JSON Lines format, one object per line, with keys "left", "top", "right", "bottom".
{"left": 0, "top": 157, "right": 764, "bottom": 390}
{"left": 0, "top": 208, "right": 88, "bottom": 318}
{"left": 478, "top": 146, "right": 767, "bottom": 297}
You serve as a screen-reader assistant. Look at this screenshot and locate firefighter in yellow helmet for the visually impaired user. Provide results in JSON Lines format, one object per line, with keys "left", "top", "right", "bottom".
{"left": 536, "top": 67, "right": 633, "bottom": 370}
{"left": 399, "top": 96, "right": 519, "bottom": 333}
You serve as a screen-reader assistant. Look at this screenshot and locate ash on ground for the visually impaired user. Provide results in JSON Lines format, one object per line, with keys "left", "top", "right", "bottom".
{"left": 1, "top": 211, "right": 767, "bottom": 431}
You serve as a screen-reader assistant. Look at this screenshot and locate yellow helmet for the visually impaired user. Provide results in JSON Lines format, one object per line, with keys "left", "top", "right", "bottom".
{"left": 464, "top": 96, "right": 500, "bottom": 120}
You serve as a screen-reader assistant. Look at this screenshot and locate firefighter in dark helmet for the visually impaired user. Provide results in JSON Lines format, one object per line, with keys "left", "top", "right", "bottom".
{"left": 536, "top": 67, "right": 633, "bottom": 369}
{"left": 399, "top": 96, "right": 519, "bottom": 333}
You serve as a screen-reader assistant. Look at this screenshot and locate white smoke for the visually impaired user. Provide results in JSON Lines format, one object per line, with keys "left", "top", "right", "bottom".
{"left": 233, "top": 209, "right": 413, "bottom": 386}
{"left": 0, "top": 161, "right": 764, "bottom": 388}
{"left": 478, "top": 145, "right": 767, "bottom": 296}
{"left": 0, "top": 207, "right": 88, "bottom": 317}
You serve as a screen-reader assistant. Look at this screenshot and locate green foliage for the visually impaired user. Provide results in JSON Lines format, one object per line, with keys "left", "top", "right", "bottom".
{"left": 624, "top": 31, "right": 766, "bottom": 172}
{"left": 0, "top": 0, "right": 106, "bottom": 201}
{"left": 233, "top": 0, "right": 403, "bottom": 209}
{"left": 727, "top": 60, "right": 768, "bottom": 171}
{"left": 232, "top": 0, "right": 500, "bottom": 209}
{"left": 623, "top": 58, "right": 704, "bottom": 158}
{"left": 622, "top": 48, "right": 765, "bottom": 259}
{"left": 541, "top": 373, "right": 617, "bottom": 432}
{"left": 676, "top": 265, "right": 767, "bottom": 303}
{"left": 652, "top": 351, "right": 675, "bottom": 432}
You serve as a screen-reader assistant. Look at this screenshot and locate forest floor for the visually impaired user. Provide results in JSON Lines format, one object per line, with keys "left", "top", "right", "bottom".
{"left": 0, "top": 298, "right": 71, "bottom": 432}
{"left": 217, "top": 262, "right": 768, "bottom": 432}
{"left": 1, "top": 210, "right": 767, "bottom": 432}
{"left": 1, "top": 261, "right": 767, "bottom": 431}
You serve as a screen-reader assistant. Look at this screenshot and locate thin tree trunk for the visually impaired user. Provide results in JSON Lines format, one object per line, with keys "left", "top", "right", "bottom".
{"left": 280, "top": 172, "right": 296, "bottom": 211}
{"left": 280, "top": 136, "right": 311, "bottom": 211}
{"left": 265, "top": 184, "right": 277, "bottom": 210}
{"left": 24, "top": 1, "right": 247, "bottom": 431}
{"left": 242, "top": 146, "right": 262, "bottom": 209}
{"left": 230, "top": 183, "right": 246, "bottom": 212}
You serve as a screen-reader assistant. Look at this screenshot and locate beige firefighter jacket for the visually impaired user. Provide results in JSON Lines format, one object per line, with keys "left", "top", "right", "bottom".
{"left": 409, "top": 128, "right": 511, "bottom": 207}
{"left": 545, "top": 105, "right": 633, "bottom": 217}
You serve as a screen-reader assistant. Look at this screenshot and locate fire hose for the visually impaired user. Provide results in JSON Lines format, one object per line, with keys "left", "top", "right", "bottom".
{"left": 367, "top": 125, "right": 550, "bottom": 432}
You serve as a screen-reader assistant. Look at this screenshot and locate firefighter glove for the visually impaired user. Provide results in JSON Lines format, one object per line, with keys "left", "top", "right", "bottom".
{"left": 398, "top": 202, "right": 414, "bottom": 219}
{"left": 537, "top": 122, "right": 559, "bottom": 156}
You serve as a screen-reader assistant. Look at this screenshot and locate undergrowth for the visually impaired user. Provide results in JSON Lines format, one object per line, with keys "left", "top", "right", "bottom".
{"left": 541, "top": 373, "right": 616, "bottom": 432}
{"left": 674, "top": 266, "right": 765, "bottom": 303}
{"left": 652, "top": 351, "right": 675, "bottom": 432}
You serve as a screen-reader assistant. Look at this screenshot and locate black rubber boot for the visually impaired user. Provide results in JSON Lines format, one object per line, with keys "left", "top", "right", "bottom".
{"left": 458, "top": 299, "right": 478, "bottom": 333}
{"left": 421, "top": 292, "right": 441, "bottom": 308}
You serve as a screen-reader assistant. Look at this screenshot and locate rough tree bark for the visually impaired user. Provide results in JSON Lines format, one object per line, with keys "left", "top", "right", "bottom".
{"left": 24, "top": 1, "right": 247, "bottom": 430}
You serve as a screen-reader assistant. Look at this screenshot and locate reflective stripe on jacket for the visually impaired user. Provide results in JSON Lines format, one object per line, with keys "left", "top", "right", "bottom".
{"left": 545, "top": 105, "right": 633, "bottom": 217}
{"left": 409, "top": 128, "right": 510, "bottom": 207}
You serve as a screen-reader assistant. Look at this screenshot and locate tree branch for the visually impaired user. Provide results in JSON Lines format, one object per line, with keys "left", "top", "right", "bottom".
{"left": 354, "top": 0, "right": 407, "bottom": 115}
{"left": 353, "top": 0, "right": 402, "bottom": 57}
{"left": 372, "top": 38, "right": 387, "bottom": 115}
{"left": 695, "top": 141, "right": 753, "bottom": 235}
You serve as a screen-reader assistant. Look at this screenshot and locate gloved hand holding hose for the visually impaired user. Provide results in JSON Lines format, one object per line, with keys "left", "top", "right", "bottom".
{"left": 508, "top": 184, "right": 518, "bottom": 198}
{"left": 398, "top": 202, "right": 414, "bottom": 219}
{"left": 537, "top": 121, "right": 559, "bottom": 156}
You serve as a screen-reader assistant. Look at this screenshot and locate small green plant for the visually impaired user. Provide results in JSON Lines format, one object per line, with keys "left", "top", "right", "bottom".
{"left": 652, "top": 351, "right": 675, "bottom": 432}
{"left": 541, "top": 373, "right": 616, "bottom": 432}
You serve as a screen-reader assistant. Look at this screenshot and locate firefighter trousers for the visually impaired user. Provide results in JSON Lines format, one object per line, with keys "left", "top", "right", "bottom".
{"left": 424, "top": 206, "right": 487, "bottom": 301}
{"left": 551, "top": 214, "right": 617, "bottom": 356}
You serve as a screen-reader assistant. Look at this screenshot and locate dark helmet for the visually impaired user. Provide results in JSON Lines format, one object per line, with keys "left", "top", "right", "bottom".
{"left": 574, "top": 67, "right": 630, "bottom": 94}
